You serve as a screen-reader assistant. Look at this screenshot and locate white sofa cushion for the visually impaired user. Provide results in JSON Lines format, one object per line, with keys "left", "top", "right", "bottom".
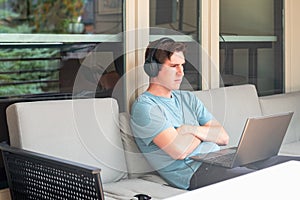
{"left": 279, "top": 142, "right": 300, "bottom": 156}
{"left": 193, "top": 84, "right": 262, "bottom": 147}
{"left": 119, "top": 112, "right": 155, "bottom": 179}
{"left": 259, "top": 91, "right": 300, "bottom": 144}
{"left": 103, "top": 176, "right": 186, "bottom": 200}
{"left": 6, "top": 98, "right": 127, "bottom": 184}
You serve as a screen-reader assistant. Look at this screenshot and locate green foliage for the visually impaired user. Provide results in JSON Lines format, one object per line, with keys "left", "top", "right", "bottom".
{"left": 0, "top": 24, "right": 33, "bottom": 33}
{"left": 0, "top": 1, "right": 86, "bottom": 97}
{"left": 0, "top": 83, "right": 44, "bottom": 96}
{"left": 1, "top": 0, "right": 85, "bottom": 33}
{"left": 31, "top": 0, "right": 85, "bottom": 33}
{"left": 0, "top": 48, "right": 60, "bottom": 97}
{"left": 0, "top": 1, "right": 33, "bottom": 33}
{"left": 0, "top": 9, "right": 19, "bottom": 18}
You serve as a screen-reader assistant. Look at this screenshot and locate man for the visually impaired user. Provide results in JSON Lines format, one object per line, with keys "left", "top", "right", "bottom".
{"left": 130, "top": 37, "right": 300, "bottom": 190}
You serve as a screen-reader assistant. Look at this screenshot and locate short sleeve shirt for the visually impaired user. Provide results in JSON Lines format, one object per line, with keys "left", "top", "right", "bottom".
{"left": 130, "top": 90, "right": 220, "bottom": 189}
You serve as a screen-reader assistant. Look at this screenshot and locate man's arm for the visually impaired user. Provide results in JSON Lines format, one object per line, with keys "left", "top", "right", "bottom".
{"left": 152, "top": 120, "right": 228, "bottom": 160}
{"left": 153, "top": 127, "right": 201, "bottom": 160}
{"left": 177, "top": 120, "right": 229, "bottom": 146}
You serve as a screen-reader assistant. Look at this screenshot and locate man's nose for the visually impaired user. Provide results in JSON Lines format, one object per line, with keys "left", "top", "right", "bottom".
{"left": 177, "top": 65, "right": 184, "bottom": 75}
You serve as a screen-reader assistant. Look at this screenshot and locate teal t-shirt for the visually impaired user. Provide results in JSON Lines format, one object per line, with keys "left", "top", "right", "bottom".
{"left": 130, "top": 90, "right": 220, "bottom": 189}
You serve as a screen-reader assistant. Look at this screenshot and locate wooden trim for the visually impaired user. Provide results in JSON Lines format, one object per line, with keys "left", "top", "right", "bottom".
{"left": 201, "top": 0, "right": 220, "bottom": 90}
{"left": 125, "top": 0, "right": 150, "bottom": 112}
{"left": 284, "top": 0, "right": 292, "bottom": 92}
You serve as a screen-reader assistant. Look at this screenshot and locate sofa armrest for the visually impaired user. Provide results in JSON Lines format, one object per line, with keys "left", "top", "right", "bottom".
{"left": 5, "top": 98, "right": 128, "bottom": 184}
{"left": 0, "top": 142, "right": 104, "bottom": 200}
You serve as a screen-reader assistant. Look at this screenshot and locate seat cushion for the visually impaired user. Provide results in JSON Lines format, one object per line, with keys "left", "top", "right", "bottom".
{"left": 193, "top": 84, "right": 262, "bottom": 147}
{"left": 103, "top": 175, "right": 186, "bottom": 200}
{"left": 6, "top": 98, "right": 127, "bottom": 184}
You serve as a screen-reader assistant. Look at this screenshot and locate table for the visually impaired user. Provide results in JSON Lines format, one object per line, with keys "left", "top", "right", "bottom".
{"left": 220, "top": 35, "right": 277, "bottom": 86}
{"left": 164, "top": 160, "right": 300, "bottom": 199}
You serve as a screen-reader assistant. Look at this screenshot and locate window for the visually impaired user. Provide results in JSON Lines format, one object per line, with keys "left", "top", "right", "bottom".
{"left": 0, "top": 0, "right": 124, "bottom": 99}
{"left": 220, "top": 0, "right": 283, "bottom": 96}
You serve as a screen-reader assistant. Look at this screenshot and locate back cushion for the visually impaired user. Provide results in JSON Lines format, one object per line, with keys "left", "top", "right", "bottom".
{"left": 260, "top": 91, "right": 300, "bottom": 144}
{"left": 119, "top": 112, "right": 155, "bottom": 179}
{"left": 6, "top": 98, "right": 127, "bottom": 184}
{"left": 193, "top": 84, "right": 262, "bottom": 147}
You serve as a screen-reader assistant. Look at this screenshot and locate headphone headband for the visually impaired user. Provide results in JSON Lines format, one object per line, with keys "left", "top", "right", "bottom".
{"left": 144, "top": 37, "right": 175, "bottom": 77}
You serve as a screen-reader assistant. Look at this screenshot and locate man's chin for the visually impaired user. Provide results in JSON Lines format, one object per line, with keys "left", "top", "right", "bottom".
{"left": 161, "top": 83, "right": 181, "bottom": 91}
{"left": 172, "top": 85, "right": 181, "bottom": 90}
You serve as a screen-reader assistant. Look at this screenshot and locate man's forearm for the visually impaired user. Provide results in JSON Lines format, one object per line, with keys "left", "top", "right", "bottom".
{"left": 154, "top": 127, "right": 202, "bottom": 160}
{"left": 177, "top": 122, "right": 229, "bottom": 145}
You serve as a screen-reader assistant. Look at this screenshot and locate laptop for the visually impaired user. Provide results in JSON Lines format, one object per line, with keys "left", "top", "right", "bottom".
{"left": 190, "top": 112, "right": 294, "bottom": 168}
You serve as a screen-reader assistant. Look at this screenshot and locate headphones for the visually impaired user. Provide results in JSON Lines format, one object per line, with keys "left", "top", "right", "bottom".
{"left": 143, "top": 37, "right": 175, "bottom": 77}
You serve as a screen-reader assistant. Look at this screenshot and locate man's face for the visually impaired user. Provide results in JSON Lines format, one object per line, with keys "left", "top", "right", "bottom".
{"left": 155, "top": 51, "right": 185, "bottom": 90}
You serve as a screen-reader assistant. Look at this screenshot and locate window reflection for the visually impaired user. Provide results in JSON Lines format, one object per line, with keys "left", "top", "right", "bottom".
{"left": 0, "top": 0, "right": 123, "bottom": 34}
{"left": 220, "top": 0, "right": 283, "bottom": 96}
{"left": 150, "top": 0, "right": 199, "bottom": 40}
{"left": 0, "top": 0, "right": 124, "bottom": 98}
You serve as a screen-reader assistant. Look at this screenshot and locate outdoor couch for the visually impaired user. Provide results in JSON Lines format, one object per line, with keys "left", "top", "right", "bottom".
{"left": 3, "top": 84, "right": 300, "bottom": 199}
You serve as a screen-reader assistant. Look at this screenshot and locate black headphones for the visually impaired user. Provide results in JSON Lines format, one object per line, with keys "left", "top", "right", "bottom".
{"left": 143, "top": 37, "right": 175, "bottom": 77}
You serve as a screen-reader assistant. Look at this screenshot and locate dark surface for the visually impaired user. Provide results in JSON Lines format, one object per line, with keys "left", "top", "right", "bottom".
{"left": 0, "top": 142, "right": 104, "bottom": 199}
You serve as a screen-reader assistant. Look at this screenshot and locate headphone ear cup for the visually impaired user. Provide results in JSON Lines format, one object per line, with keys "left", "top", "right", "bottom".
{"left": 144, "top": 37, "right": 174, "bottom": 77}
{"left": 144, "top": 60, "right": 160, "bottom": 77}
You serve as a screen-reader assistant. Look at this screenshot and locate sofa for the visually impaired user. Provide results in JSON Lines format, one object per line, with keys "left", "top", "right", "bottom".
{"left": 3, "top": 84, "right": 300, "bottom": 199}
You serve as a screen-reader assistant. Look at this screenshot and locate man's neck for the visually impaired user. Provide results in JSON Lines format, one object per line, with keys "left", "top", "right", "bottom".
{"left": 147, "top": 83, "right": 172, "bottom": 98}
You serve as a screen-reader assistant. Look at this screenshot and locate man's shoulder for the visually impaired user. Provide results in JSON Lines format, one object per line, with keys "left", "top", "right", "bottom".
{"left": 131, "top": 92, "right": 158, "bottom": 111}
{"left": 134, "top": 92, "right": 156, "bottom": 104}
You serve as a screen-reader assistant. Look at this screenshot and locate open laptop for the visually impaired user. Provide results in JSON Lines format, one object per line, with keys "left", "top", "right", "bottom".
{"left": 190, "top": 112, "right": 294, "bottom": 168}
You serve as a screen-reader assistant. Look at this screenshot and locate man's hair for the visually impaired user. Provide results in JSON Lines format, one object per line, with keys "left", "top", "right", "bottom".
{"left": 145, "top": 39, "right": 186, "bottom": 64}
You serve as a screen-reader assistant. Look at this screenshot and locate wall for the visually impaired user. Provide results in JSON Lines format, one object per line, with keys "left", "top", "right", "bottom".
{"left": 285, "top": 0, "right": 300, "bottom": 92}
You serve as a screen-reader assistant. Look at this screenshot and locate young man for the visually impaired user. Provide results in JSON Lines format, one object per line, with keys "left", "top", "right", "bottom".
{"left": 130, "top": 37, "right": 300, "bottom": 190}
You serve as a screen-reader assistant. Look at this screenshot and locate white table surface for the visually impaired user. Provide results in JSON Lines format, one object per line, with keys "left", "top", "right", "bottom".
{"left": 164, "top": 160, "right": 300, "bottom": 199}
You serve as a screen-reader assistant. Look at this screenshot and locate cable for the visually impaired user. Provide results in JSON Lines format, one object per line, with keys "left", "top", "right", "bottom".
{"left": 179, "top": 89, "right": 186, "bottom": 124}
{"left": 184, "top": 158, "right": 195, "bottom": 173}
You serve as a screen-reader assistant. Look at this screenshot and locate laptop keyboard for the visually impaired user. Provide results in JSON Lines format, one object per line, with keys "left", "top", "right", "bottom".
{"left": 200, "top": 148, "right": 237, "bottom": 168}
{"left": 204, "top": 153, "right": 236, "bottom": 168}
